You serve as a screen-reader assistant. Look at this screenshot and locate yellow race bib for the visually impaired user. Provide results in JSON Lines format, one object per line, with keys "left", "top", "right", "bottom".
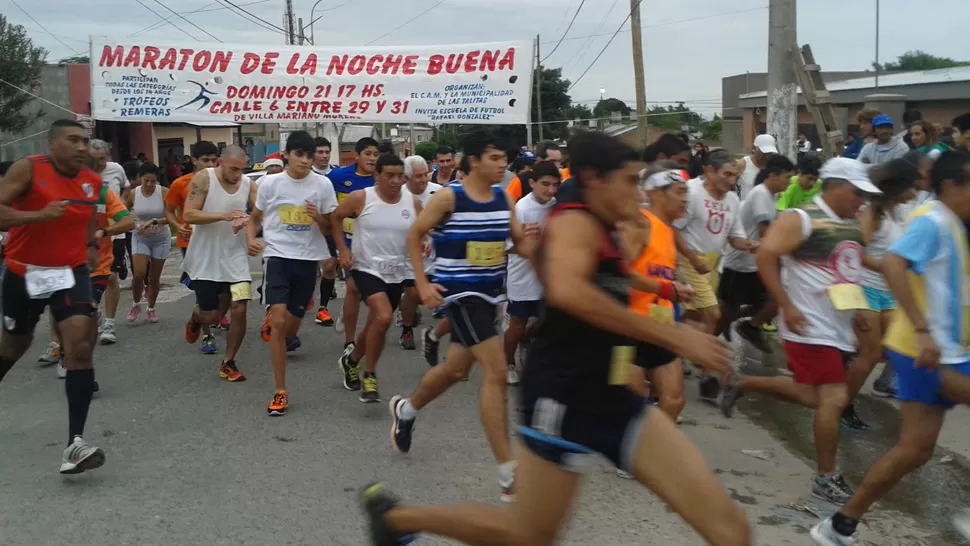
{"left": 649, "top": 303, "right": 674, "bottom": 325}
{"left": 826, "top": 283, "right": 869, "bottom": 311}
{"left": 279, "top": 204, "right": 312, "bottom": 226}
{"left": 230, "top": 282, "right": 252, "bottom": 302}
{"left": 609, "top": 346, "right": 636, "bottom": 385}
{"left": 466, "top": 241, "right": 505, "bottom": 267}
{"left": 342, "top": 218, "right": 355, "bottom": 235}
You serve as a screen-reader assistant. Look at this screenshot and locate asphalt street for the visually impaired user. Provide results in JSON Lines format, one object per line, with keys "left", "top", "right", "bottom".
{"left": 0, "top": 253, "right": 962, "bottom": 545}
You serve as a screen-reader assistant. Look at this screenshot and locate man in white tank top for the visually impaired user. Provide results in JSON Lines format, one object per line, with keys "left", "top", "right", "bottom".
{"left": 330, "top": 155, "right": 420, "bottom": 404}
{"left": 182, "top": 145, "right": 257, "bottom": 383}
{"left": 735, "top": 134, "right": 777, "bottom": 202}
{"left": 399, "top": 155, "right": 441, "bottom": 351}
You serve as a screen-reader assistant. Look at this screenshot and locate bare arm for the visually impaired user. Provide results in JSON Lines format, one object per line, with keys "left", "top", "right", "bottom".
{"left": 246, "top": 207, "right": 263, "bottom": 249}
{"left": 882, "top": 252, "right": 929, "bottom": 332}
{"left": 859, "top": 207, "right": 881, "bottom": 271}
{"left": 755, "top": 211, "right": 805, "bottom": 311}
{"left": 329, "top": 190, "right": 366, "bottom": 260}
{"left": 164, "top": 202, "right": 180, "bottom": 228}
{"left": 0, "top": 159, "right": 60, "bottom": 229}
{"left": 407, "top": 187, "right": 455, "bottom": 289}
{"left": 156, "top": 188, "right": 170, "bottom": 225}
{"left": 183, "top": 171, "right": 228, "bottom": 225}
{"left": 506, "top": 193, "right": 536, "bottom": 262}
{"left": 105, "top": 214, "right": 134, "bottom": 236}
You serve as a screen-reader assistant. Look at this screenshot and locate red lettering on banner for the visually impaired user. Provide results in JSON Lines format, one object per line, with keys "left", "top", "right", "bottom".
{"left": 123, "top": 46, "right": 141, "bottom": 68}
{"left": 444, "top": 54, "right": 462, "bottom": 74}
{"left": 327, "top": 55, "right": 348, "bottom": 75}
{"left": 261, "top": 52, "right": 279, "bottom": 74}
{"left": 192, "top": 50, "right": 212, "bottom": 72}
{"left": 382, "top": 55, "right": 402, "bottom": 74}
{"left": 463, "top": 50, "right": 480, "bottom": 72}
{"left": 365, "top": 55, "right": 383, "bottom": 75}
{"left": 177, "top": 49, "right": 194, "bottom": 71}
{"left": 286, "top": 53, "right": 318, "bottom": 75}
{"left": 480, "top": 50, "right": 499, "bottom": 71}
{"left": 158, "top": 48, "right": 177, "bottom": 70}
{"left": 211, "top": 51, "right": 232, "bottom": 73}
{"left": 403, "top": 55, "right": 418, "bottom": 74}
{"left": 100, "top": 45, "right": 124, "bottom": 67}
{"left": 427, "top": 55, "right": 444, "bottom": 75}
{"left": 498, "top": 48, "right": 515, "bottom": 70}
{"left": 347, "top": 55, "right": 366, "bottom": 75}
{"left": 241, "top": 53, "right": 260, "bottom": 75}
{"left": 142, "top": 46, "right": 160, "bottom": 69}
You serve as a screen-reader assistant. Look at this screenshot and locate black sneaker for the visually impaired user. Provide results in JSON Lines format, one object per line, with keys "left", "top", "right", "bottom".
{"left": 840, "top": 405, "right": 871, "bottom": 432}
{"left": 286, "top": 336, "right": 301, "bottom": 352}
{"left": 737, "top": 320, "right": 771, "bottom": 353}
{"left": 399, "top": 327, "right": 415, "bottom": 350}
{"left": 812, "top": 474, "right": 854, "bottom": 504}
{"left": 719, "top": 375, "right": 742, "bottom": 418}
{"left": 872, "top": 376, "right": 897, "bottom": 398}
{"left": 421, "top": 328, "right": 439, "bottom": 367}
{"left": 360, "top": 372, "right": 381, "bottom": 403}
{"left": 92, "top": 380, "right": 100, "bottom": 393}
{"left": 359, "top": 482, "right": 415, "bottom": 546}
{"left": 340, "top": 352, "right": 361, "bottom": 391}
{"left": 699, "top": 375, "right": 720, "bottom": 403}
{"left": 389, "top": 395, "right": 415, "bottom": 453}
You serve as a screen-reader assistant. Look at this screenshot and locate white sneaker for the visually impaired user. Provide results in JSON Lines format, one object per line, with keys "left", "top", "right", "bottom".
{"left": 616, "top": 468, "right": 633, "bottom": 479}
{"left": 59, "top": 436, "right": 105, "bottom": 474}
{"left": 56, "top": 358, "right": 67, "bottom": 379}
{"left": 506, "top": 366, "right": 520, "bottom": 385}
{"left": 99, "top": 322, "right": 117, "bottom": 345}
{"left": 810, "top": 518, "right": 856, "bottom": 546}
{"left": 334, "top": 311, "right": 345, "bottom": 334}
{"left": 38, "top": 342, "right": 61, "bottom": 365}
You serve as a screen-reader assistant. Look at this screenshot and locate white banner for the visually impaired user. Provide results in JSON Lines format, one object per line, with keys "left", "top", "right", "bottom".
{"left": 90, "top": 39, "right": 532, "bottom": 125}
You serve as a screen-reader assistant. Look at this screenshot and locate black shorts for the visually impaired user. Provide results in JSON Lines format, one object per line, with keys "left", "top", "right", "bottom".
{"left": 264, "top": 257, "right": 317, "bottom": 319}
{"left": 445, "top": 296, "right": 499, "bottom": 348}
{"left": 519, "top": 393, "right": 647, "bottom": 473}
{"left": 635, "top": 343, "right": 678, "bottom": 370}
{"left": 2, "top": 265, "right": 95, "bottom": 335}
{"left": 718, "top": 269, "right": 768, "bottom": 308}
{"left": 507, "top": 300, "right": 540, "bottom": 319}
{"left": 192, "top": 280, "right": 252, "bottom": 312}
{"left": 351, "top": 270, "right": 404, "bottom": 311}
{"left": 91, "top": 275, "right": 110, "bottom": 305}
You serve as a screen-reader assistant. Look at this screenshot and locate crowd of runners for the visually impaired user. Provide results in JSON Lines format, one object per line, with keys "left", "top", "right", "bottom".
{"left": 2, "top": 112, "right": 970, "bottom": 545}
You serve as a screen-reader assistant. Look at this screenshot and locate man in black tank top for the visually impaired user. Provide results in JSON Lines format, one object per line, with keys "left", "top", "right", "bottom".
{"left": 359, "top": 132, "right": 750, "bottom": 546}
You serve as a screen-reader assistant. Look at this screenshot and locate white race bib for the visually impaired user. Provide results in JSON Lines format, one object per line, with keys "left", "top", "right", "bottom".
{"left": 25, "top": 265, "right": 75, "bottom": 299}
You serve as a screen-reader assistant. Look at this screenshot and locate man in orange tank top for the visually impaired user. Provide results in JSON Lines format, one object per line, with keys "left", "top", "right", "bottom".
{"left": 0, "top": 119, "right": 106, "bottom": 475}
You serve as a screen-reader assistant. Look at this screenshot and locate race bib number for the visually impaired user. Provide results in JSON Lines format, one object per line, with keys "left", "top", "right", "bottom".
{"left": 230, "top": 281, "right": 252, "bottom": 302}
{"left": 466, "top": 241, "right": 505, "bottom": 267}
{"left": 609, "top": 345, "right": 636, "bottom": 385}
{"left": 378, "top": 257, "right": 407, "bottom": 277}
{"left": 279, "top": 204, "right": 312, "bottom": 226}
{"left": 649, "top": 303, "right": 674, "bottom": 325}
{"left": 25, "top": 266, "right": 75, "bottom": 299}
{"left": 826, "top": 283, "right": 869, "bottom": 311}
{"left": 342, "top": 218, "right": 355, "bottom": 235}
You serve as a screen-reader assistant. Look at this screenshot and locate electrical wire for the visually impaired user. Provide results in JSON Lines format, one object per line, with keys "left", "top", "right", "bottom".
{"left": 562, "top": 0, "right": 617, "bottom": 73}
{"left": 130, "top": 0, "right": 272, "bottom": 37}
{"left": 133, "top": 0, "right": 199, "bottom": 40}
{"left": 9, "top": 0, "right": 83, "bottom": 54}
{"left": 365, "top": 0, "right": 448, "bottom": 46}
{"left": 541, "top": 0, "right": 585, "bottom": 62}
{"left": 216, "top": 0, "right": 288, "bottom": 34}
{"left": 152, "top": 0, "right": 224, "bottom": 42}
{"left": 567, "top": 0, "right": 643, "bottom": 92}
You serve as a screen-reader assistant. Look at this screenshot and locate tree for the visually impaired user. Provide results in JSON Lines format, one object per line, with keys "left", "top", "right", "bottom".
{"left": 593, "top": 97, "right": 631, "bottom": 119}
{"left": 701, "top": 114, "right": 722, "bottom": 141}
{"left": 0, "top": 15, "right": 47, "bottom": 134}
{"left": 872, "top": 50, "right": 970, "bottom": 72}
{"left": 564, "top": 103, "right": 593, "bottom": 122}
{"left": 647, "top": 102, "right": 703, "bottom": 132}
{"left": 414, "top": 140, "right": 437, "bottom": 160}
{"left": 58, "top": 55, "right": 89, "bottom": 64}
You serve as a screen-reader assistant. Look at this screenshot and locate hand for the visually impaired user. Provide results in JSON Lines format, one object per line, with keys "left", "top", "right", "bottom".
{"left": 523, "top": 222, "right": 541, "bottom": 239}
{"left": 915, "top": 331, "right": 941, "bottom": 369}
{"left": 339, "top": 251, "right": 354, "bottom": 270}
{"left": 177, "top": 223, "right": 193, "bottom": 239}
{"left": 231, "top": 215, "right": 249, "bottom": 234}
{"left": 40, "top": 200, "right": 68, "bottom": 221}
{"left": 86, "top": 246, "right": 97, "bottom": 271}
{"left": 673, "top": 282, "right": 695, "bottom": 303}
{"left": 671, "top": 323, "right": 732, "bottom": 375}
{"left": 94, "top": 228, "right": 106, "bottom": 239}
{"left": 781, "top": 304, "right": 806, "bottom": 336}
{"left": 690, "top": 256, "right": 711, "bottom": 275}
{"left": 136, "top": 222, "right": 151, "bottom": 236}
{"left": 745, "top": 240, "right": 760, "bottom": 253}
{"left": 422, "top": 240, "right": 432, "bottom": 258}
{"left": 222, "top": 209, "right": 248, "bottom": 222}
{"left": 304, "top": 200, "right": 322, "bottom": 221}
{"left": 247, "top": 239, "right": 264, "bottom": 256}
{"left": 418, "top": 282, "right": 447, "bottom": 309}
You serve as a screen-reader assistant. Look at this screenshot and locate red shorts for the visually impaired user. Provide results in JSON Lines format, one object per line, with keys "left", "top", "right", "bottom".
{"left": 783, "top": 341, "right": 848, "bottom": 385}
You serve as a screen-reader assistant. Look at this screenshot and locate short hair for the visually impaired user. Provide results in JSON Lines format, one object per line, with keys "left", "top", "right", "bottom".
{"left": 403, "top": 155, "right": 427, "bottom": 178}
{"left": 0, "top": 160, "right": 14, "bottom": 176}
{"left": 953, "top": 113, "right": 970, "bottom": 134}
{"left": 903, "top": 109, "right": 923, "bottom": 125}
{"left": 137, "top": 161, "right": 159, "bottom": 178}
{"left": 797, "top": 155, "right": 822, "bottom": 176}
{"left": 220, "top": 145, "right": 248, "bottom": 160}
{"left": 49, "top": 119, "right": 84, "bottom": 139}
{"left": 642, "top": 133, "right": 689, "bottom": 163}
{"left": 535, "top": 140, "right": 560, "bottom": 160}
{"left": 856, "top": 108, "right": 880, "bottom": 125}
{"left": 510, "top": 156, "right": 535, "bottom": 173}
{"left": 461, "top": 132, "right": 507, "bottom": 162}
{"left": 375, "top": 153, "right": 404, "bottom": 173}
{"left": 567, "top": 131, "right": 638, "bottom": 185}
{"left": 193, "top": 141, "right": 219, "bottom": 158}
{"left": 869, "top": 158, "right": 921, "bottom": 199}
{"left": 314, "top": 136, "right": 331, "bottom": 149}
{"left": 458, "top": 155, "right": 471, "bottom": 175}
{"left": 88, "top": 139, "right": 110, "bottom": 153}
{"left": 285, "top": 130, "right": 316, "bottom": 155}
{"left": 377, "top": 140, "right": 396, "bottom": 156}
{"left": 355, "top": 137, "right": 379, "bottom": 154}
{"left": 705, "top": 149, "right": 734, "bottom": 171}
{"left": 754, "top": 155, "right": 795, "bottom": 186}
{"left": 930, "top": 151, "right": 970, "bottom": 197}
{"left": 122, "top": 160, "right": 140, "bottom": 180}
{"left": 531, "top": 162, "right": 562, "bottom": 183}
{"left": 435, "top": 145, "right": 454, "bottom": 157}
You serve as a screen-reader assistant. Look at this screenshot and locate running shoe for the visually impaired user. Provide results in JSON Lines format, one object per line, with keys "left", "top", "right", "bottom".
{"left": 737, "top": 319, "right": 771, "bottom": 353}
{"left": 762, "top": 320, "right": 778, "bottom": 333}
{"left": 315, "top": 307, "right": 334, "bottom": 326}
{"left": 506, "top": 364, "right": 521, "bottom": 385}
{"left": 615, "top": 468, "right": 633, "bottom": 479}
{"left": 699, "top": 375, "right": 720, "bottom": 403}
{"left": 359, "top": 483, "right": 416, "bottom": 546}
{"left": 185, "top": 319, "right": 202, "bottom": 344}
{"left": 395, "top": 309, "right": 404, "bottom": 327}
{"left": 59, "top": 436, "right": 106, "bottom": 475}
{"left": 201, "top": 334, "right": 217, "bottom": 355}
{"left": 389, "top": 395, "right": 415, "bottom": 454}
{"left": 719, "top": 375, "right": 742, "bottom": 418}
{"left": 126, "top": 304, "right": 141, "bottom": 323}
{"left": 500, "top": 478, "right": 515, "bottom": 503}
{"left": 872, "top": 376, "right": 897, "bottom": 398}
{"left": 340, "top": 350, "right": 361, "bottom": 391}
{"left": 267, "top": 391, "right": 288, "bottom": 416}
{"left": 420, "top": 328, "right": 439, "bottom": 367}
{"left": 333, "top": 310, "right": 345, "bottom": 334}
{"left": 810, "top": 518, "right": 857, "bottom": 545}
{"left": 38, "top": 342, "right": 61, "bottom": 365}
{"left": 217, "top": 316, "right": 230, "bottom": 330}
{"left": 146, "top": 308, "right": 158, "bottom": 323}
{"left": 840, "top": 405, "right": 871, "bottom": 432}
{"left": 56, "top": 357, "right": 67, "bottom": 379}
{"left": 286, "top": 336, "right": 301, "bottom": 352}
{"left": 360, "top": 373, "right": 380, "bottom": 403}
{"left": 93, "top": 380, "right": 99, "bottom": 393}
{"left": 399, "top": 328, "right": 415, "bottom": 350}
{"left": 219, "top": 359, "right": 246, "bottom": 382}
{"left": 99, "top": 323, "right": 117, "bottom": 345}
{"left": 812, "top": 474, "right": 854, "bottom": 504}
{"left": 261, "top": 308, "right": 272, "bottom": 342}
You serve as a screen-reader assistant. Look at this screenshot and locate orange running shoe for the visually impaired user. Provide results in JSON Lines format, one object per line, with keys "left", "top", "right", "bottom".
{"left": 185, "top": 320, "right": 202, "bottom": 344}
{"left": 315, "top": 307, "right": 334, "bottom": 326}
{"left": 267, "top": 390, "right": 288, "bottom": 416}
{"left": 219, "top": 359, "right": 246, "bottom": 382}
{"left": 261, "top": 308, "right": 272, "bottom": 342}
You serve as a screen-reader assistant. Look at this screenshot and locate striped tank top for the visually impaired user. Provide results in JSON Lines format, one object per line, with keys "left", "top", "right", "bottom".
{"left": 432, "top": 182, "right": 510, "bottom": 304}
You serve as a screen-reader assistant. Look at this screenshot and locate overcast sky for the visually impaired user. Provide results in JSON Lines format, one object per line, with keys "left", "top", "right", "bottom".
{"left": 7, "top": 0, "right": 970, "bottom": 120}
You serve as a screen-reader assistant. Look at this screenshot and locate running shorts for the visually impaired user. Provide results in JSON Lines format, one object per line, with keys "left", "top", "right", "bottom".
{"left": 783, "top": 341, "right": 848, "bottom": 385}
{"left": 91, "top": 274, "right": 110, "bottom": 305}
{"left": 351, "top": 270, "right": 404, "bottom": 311}
{"left": 507, "top": 300, "right": 541, "bottom": 319}
{"left": 888, "top": 349, "right": 970, "bottom": 409}
{"left": 863, "top": 286, "right": 895, "bottom": 312}
{"left": 445, "top": 296, "right": 499, "bottom": 348}
{"left": 192, "top": 280, "right": 252, "bottom": 312}
{"left": 635, "top": 343, "right": 678, "bottom": 370}
{"left": 264, "top": 257, "right": 317, "bottom": 319}
{"left": 717, "top": 269, "right": 767, "bottom": 308}
{"left": 132, "top": 233, "right": 171, "bottom": 260}
{"left": 2, "top": 265, "right": 94, "bottom": 335}
{"left": 678, "top": 252, "right": 721, "bottom": 311}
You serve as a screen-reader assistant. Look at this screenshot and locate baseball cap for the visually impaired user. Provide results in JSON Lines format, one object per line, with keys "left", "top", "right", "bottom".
{"left": 819, "top": 157, "right": 881, "bottom": 194}
{"left": 645, "top": 169, "right": 688, "bottom": 190}
{"left": 872, "top": 114, "right": 893, "bottom": 127}
{"left": 753, "top": 134, "right": 778, "bottom": 154}
{"left": 263, "top": 158, "right": 284, "bottom": 169}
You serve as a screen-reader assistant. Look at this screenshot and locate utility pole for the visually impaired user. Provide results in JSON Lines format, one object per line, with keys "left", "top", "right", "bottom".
{"left": 767, "top": 0, "right": 798, "bottom": 161}
{"left": 629, "top": 0, "right": 648, "bottom": 148}
{"left": 297, "top": 17, "right": 305, "bottom": 45}
{"left": 874, "top": 0, "right": 880, "bottom": 89}
{"left": 285, "top": 0, "right": 296, "bottom": 45}
{"left": 525, "top": 36, "right": 535, "bottom": 147}
{"left": 535, "top": 34, "right": 544, "bottom": 142}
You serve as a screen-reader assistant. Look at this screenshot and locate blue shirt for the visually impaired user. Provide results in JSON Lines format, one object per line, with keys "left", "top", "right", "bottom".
{"left": 328, "top": 164, "right": 375, "bottom": 247}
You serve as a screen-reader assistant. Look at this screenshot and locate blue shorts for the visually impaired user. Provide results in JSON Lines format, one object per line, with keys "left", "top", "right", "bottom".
{"left": 887, "top": 349, "right": 970, "bottom": 409}
{"left": 507, "top": 300, "right": 540, "bottom": 319}
{"left": 863, "top": 286, "right": 895, "bottom": 312}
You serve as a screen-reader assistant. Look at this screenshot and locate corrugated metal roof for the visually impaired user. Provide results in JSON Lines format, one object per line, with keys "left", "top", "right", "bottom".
{"left": 341, "top": 124, "right": 378, "bottom": 143}
{"left": 739, "top": 65, "right": 970, "bottom": 99}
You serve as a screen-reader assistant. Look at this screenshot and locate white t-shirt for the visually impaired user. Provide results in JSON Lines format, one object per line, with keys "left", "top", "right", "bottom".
{"left": 674, "top": 178, "right": 746, "bottom": 254}
{"left": 507, "top": 193, "right": 554, "bottom": 302}
{"left": 101, "top": 162, "right": 130, "bottom": 240}
{"left": 255, "top": 171, "right": 338, "bottom": 261}
{"left": 722, "top": 184, "right": 777, "bottom": 273}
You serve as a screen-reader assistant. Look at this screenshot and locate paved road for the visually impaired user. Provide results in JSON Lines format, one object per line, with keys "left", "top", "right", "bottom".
{"left": 0, "top": 254, "right": 960, "bottom": 545}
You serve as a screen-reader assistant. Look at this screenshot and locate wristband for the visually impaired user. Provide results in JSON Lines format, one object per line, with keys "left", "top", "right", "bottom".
{"left": 87, "top": 241, "right": 99, "bottom": 249}
{"left": 658, "top": 280, "right": 675, "bottom": 302}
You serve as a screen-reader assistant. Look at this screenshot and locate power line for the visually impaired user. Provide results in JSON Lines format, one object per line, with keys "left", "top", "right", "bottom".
{"left": 365, "top": 0, "right": 448, "bottom": 46}
{"left": 563, "top": 0, "right": 617, "bottom": 73}
{"left": 130, "top": 0, "right": 272, "bottom": 37}
{"left": 216, "top": 0, "right": 288, "bottom": 34}
{"left": 541, "top": 0, "right": 585, "bottom": 62}
{"left": 568, "top": 0, "right": 643, "bottom": 92}
{"left": 152, "top": 0, "right": 224, "bottom": 42}
{"left": 9, "top": 0, "right": 83, "bottom": 54}
{"left": 133, "top": 0, "right": 199, "bottom": 40}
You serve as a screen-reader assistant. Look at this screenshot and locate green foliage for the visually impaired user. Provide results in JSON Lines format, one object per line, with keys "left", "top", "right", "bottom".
{"left": 701, "top": 115, "right": 722, "bottom": 141}
{"left": 58, "top": 55, "right": 89, "bottom": 64}
{"left": 0, "top": 15, "right": 47, "bottom": 134}
{"left": 414, "top": 140, "right": 437, "bottom": 160}
{"left": 565, "top": 104, "right": 593, "bottom": 121}
{"left": 647, "top": 102, "right": 703, "bottom": 132}
{"left": 872, "top": 50, "right": 970, "bottom": 72}
{"left": 593, "top": 97, "right": 631, "bottom": 119}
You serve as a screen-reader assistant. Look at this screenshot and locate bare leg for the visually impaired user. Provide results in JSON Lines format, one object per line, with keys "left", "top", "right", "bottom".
{"left": 131, "top": 254, "right": 149, "bottom": 304}
{"left": 649, "top": 359, "right": 686, "bottom": 421}
{"left": 410, "top": 343, "right": 475, "bottom": 409}
{"left": 104, "top": 274, "right": 120, "bottom": 320}
{"left": 0, "top": 331, "right": 33, "bottom": 382}
{"left": 268, "top": 304, "right": 289, "bottom": 391}
{"left": 400, "top": 287, "right": 418, "bottom": 329}
{"left": 225, "top": 301, "right": 246, "bottom": 361}
{"left": 355, "top": 293, "right": 393, "bottom": 374}
{"left": 503, "top": 316, "right": 527, "bottom": 369}
{"left": 814, "top": 383, "right": 849, "bottom": 474}
{"left": 343, "top": 276, "right": 361, "bottom": 345}
{"left": 434, "top": 318, "right": 451, "bottom": 339}
{"left": 147, "top": 258, "right": 165, "bottom": 308}
{"left": 846, "top": 310, "right": 883, "bottom": 399}
{"left": 469, "top": 336, "right": 511, "bottom": 464}
{"left": 737, "top": 375, "right": 819, "bottom": 407}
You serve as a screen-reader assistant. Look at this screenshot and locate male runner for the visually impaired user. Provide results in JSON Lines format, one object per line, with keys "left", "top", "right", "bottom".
{"left": 312, "top": 136, "right": 340, "bottom": 326}
{"left": 0, "top": 119, "right": 106, "bottom": 474}
{"left": 504, "top": 140, "right": 565, "bottom": 201}
{"left": 326, "top": 138, "right": 379, "bottom": 358}
{"left": 360, "top": 131, "right": 746, "bottom": 546}
{"left": 429, "top": 145, "right": 458, "bottom": 185}
{"left": 721, "top": 157, "right": 881, "bottom": 504}
{"left": 334, "top": 155, "right": 419, "bottom": 402}
{"left": 387, "top": 133, "right": 535, "bottom": 501}
{"left": 812, "top": 152, "right": 970, "bottom": 545}
{"left": 400, "top": 156, "right": 440, "bottom": 350}
{"left": 182, "top": 145, "right": 256, "bottom": 382}
{"left": 165, "top": 141, "right": 220, "bottom": 354}
{"left": 248, "top": 131, "right": 338, "bottom": 416}
{"left": 735, "top": 134, "right": 777, "bottom": 201}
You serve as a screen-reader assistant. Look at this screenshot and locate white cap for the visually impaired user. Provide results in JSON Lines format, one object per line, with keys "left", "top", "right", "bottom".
{"left": 645, "top": 169, "right": 688, "bottom": 190}
{"left": 263, "top": 158, "right": 284, "bottom": 169}
{"left": 819, "top": 157, "right": 881, "bottom": 194}
{"left": 753, "top": 134, "right": 778, "bottom": 154}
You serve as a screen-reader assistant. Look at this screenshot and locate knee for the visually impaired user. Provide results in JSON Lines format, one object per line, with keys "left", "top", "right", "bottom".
{"left": 896, "top": 442, "right": 935, "bottom": 470}
{"left": 373, "top": 309, "right": 393, "bottom": 330}
{"left": 480, "top": 361, "right": 508, "bottom": 386}
{"left": 269, "top": 312, "right": 287, "bottom": 332}
{"left": 660, "top": 391, "right": 687, "bottom": 415}
{"left": 820, "top": 389, "right": 850, "bottom": 411}
{"left": 230, "top": 302, "right": 247, "bottom": 319}
{"left": 65, "top": 339, "right": 94, "bottom": 365}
